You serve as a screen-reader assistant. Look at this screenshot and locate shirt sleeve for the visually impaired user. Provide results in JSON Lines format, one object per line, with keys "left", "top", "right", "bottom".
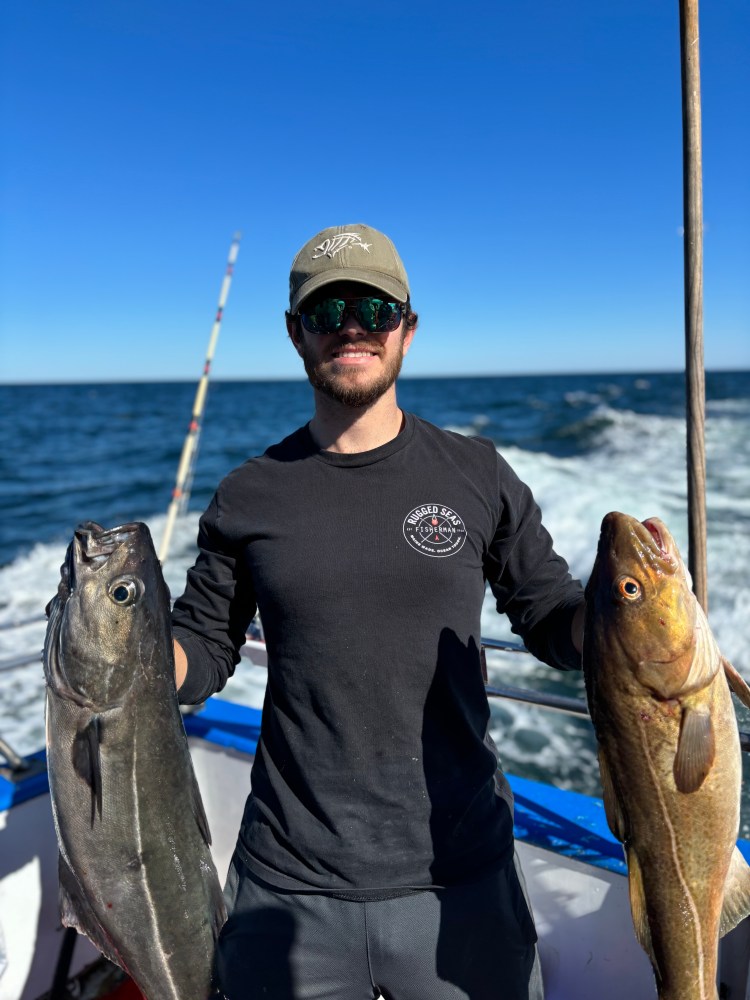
{"left": 483, "top": 451, "right": 583, "bottom": 671}
{"left": 171, "top": 488, "right": 257, "bottom": 704}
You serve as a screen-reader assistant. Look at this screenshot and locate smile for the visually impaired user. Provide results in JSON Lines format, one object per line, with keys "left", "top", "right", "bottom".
{"left": 331, "top": 349, "right": 379, "bottom": 360}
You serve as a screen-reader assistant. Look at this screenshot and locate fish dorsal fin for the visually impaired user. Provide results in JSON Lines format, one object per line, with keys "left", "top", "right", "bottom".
{"left": 674, "top": 703, "right": 715, "bottom": 793}
{"left": 71, "top": 716, "right": 103, "bottom": 825}
{"left": 210, "top": 878, "right": 228, "bottom": 943}
{"left": 720, "top": 846, "right": 750, "bottom": 937}
{"left": 189, "top": 764, "right": 212, "bottom": 847}
{"left": 58, "top": 852, "right": 125, "bottom": 971}
{"left": 598, "top": 748, "right": 627, "bottom": 842}
{"left": 723, "top": 658, "right": 750, "bottom": 711}
{"left": 626, "top": 846, "right": 660, "bottom": 976}
{"left": 187, "top": 766, "right": 227, "bottom": 937}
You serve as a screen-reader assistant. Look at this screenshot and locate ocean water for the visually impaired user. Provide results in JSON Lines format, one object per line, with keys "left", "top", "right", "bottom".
{"left": 1, "top": 372, "right": 749, "bottom": 826}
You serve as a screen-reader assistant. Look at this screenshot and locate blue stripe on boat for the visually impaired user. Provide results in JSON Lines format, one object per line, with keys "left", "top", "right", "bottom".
{"left": 4, "top": 698, "right": 750, "bottom": 874}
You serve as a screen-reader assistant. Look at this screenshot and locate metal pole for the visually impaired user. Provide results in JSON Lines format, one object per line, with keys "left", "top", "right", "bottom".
{"left": 679, "top": 0, "right": 707, "bottom": 610}
{"left": 159, "top": 233, "right": 241, "bottom": 564}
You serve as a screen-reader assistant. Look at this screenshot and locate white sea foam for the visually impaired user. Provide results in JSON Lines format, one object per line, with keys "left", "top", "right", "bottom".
{"left": 488, "top": 408, "right": 749, "bottom": 665}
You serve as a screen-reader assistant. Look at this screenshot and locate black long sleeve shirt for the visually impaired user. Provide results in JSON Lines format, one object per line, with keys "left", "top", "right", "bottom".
{"left": 172, "top": 413, "right": 583, "bottom": 893}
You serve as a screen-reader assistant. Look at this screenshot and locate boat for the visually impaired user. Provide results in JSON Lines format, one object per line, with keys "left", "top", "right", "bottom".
{"left": 3, "top": 632, "right": 750, "bottom": 1000}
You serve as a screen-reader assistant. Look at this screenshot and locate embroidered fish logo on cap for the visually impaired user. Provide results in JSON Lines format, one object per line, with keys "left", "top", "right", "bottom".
{"left": 312, "top": 233, "right": 372, "bottom": 260}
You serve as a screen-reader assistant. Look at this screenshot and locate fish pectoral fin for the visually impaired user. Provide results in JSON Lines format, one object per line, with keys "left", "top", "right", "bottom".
{"left": 58, "top": 853, "right": 124, "bottom": 971}
{"left": 71, "top": 716, "right": 103, "bottom": 825}
{"left": 720, "top": 846, "right": 750, "bottom": 937}
{"left": 723, "top": 657, "right": 750, "bottom": 711}
{"left": 674, "top": 704, "right": 715, "bottom": 793}
{"left": 626, "top": 846, "right": 660, "bottom": 975}
{"left": 598, "top": 749, "right": 627, "bottom": 842}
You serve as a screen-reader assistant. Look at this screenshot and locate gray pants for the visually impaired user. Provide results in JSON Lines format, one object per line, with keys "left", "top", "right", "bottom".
{"left": 216, "top": 851, "right": 543, "bottom": 1000}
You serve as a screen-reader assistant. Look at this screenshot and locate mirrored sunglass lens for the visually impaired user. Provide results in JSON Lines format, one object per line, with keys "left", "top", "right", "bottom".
{"left": 303, "top": 299, "right": 345, "bottom": 333}
{"left": 355, "top": 299, "right": 402, "bottom": 332}
{"left": 377, "top": 301, "right": 402, "bottom": 331}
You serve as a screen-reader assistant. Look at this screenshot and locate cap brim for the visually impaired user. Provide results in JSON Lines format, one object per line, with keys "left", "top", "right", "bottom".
{"left": 291, "top": 269, "right": 409, "bottom": 313}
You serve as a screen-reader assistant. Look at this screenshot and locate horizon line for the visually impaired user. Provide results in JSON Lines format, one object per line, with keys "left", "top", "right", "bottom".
{"left": 2, "top": 366, "right": 749, "bottom": 388}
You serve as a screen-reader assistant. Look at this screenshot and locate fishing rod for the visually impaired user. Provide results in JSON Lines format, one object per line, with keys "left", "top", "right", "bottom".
{"left": 679, "top": 0, "right": 707, "bottom": 611}
{"left": 158, "top": 232, "right": 242, "bottom": 565}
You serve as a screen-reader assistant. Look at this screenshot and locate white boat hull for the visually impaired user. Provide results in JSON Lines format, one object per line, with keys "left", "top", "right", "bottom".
{"left": 2, "top": 692, "right": 750, "bottom": 999}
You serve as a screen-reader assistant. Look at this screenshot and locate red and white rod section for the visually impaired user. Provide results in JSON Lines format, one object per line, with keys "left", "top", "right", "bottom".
{"left": 159, "top": 232, "right": 241, "bottom": 564}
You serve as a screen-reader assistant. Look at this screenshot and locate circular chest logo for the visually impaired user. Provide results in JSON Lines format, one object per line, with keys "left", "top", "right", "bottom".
{"left": 403, "top": 504, "right": 467, "bottom": 558}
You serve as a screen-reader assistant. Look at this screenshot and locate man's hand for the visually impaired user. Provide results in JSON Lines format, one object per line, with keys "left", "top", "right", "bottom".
{"left": 174, "top": 640, "right": 188, "bottom": 691}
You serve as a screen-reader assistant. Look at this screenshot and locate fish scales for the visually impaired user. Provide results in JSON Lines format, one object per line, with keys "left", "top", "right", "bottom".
{"left": 44, "top": 521, "right": 226, "bottom": 999}
{"left": 583, "top": 512, "right": 750, "bottom": 1000}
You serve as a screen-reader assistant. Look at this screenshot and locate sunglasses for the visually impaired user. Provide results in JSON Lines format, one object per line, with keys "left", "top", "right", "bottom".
{"left": 299, "top": 297, "right": 405, "bottom": 336}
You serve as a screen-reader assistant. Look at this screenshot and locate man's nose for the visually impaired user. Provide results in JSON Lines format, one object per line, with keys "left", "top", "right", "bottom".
{"left": 338, "top": 312, "right": 367, "bottom": 336}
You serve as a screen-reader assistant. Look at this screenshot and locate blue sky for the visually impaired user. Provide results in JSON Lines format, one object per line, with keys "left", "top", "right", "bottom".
{"left": 1, "top": 0, "right": 747, "bottom": 383}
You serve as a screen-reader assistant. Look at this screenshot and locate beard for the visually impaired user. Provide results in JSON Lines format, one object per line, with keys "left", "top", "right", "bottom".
{"left": 301, "top": 336, "right": 406, "bottom": 407}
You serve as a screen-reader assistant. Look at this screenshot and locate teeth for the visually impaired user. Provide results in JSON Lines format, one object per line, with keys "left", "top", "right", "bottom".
{"left": 334, "top": 351, "right": 374, "bottom": 358}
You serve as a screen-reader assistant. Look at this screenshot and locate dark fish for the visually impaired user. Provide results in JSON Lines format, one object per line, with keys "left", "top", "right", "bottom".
{"left": 44, "top": 521, "right": 225, "bottom": 999}
{"left": 583, "top": 512, "right": 750, "bottom": 1000}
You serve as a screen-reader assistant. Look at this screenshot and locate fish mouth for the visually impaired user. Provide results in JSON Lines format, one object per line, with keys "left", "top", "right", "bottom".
{"left": 49, "top": 521, "right": 141, "bottom": 613}
{"left": 71, "top": 521, "right": 141, "bottom": 574}
{"left": 640, "top": 518, "right": 673, "bottom": 560}
{"left": 600, "top": 512, "right": 677, "bottom": 576}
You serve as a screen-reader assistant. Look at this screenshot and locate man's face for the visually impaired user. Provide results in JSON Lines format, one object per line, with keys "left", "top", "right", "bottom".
{"left": 290, "top": 283, "right": 415, "bottom": 408}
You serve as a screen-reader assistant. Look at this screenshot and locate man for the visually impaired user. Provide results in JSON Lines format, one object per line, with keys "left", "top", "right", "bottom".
{"left": 172, "top": 223, "right": 585, "bottom": 999}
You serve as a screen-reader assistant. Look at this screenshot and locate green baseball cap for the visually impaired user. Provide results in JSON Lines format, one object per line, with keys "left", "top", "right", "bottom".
{"left": 289, "top": 223, "right": 410, "bottom": 313}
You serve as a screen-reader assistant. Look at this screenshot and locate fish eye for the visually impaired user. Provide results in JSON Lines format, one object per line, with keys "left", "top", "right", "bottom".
{"left": 614, "top": 575, "right": 642, "bottom": 602}
{"left": 108, "top": 579, "right": 140, "bottom": 606}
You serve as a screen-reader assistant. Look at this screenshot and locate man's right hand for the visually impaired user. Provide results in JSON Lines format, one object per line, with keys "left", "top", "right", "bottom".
{"left": 174, "top": 640, "right": 188, "bottom": 691}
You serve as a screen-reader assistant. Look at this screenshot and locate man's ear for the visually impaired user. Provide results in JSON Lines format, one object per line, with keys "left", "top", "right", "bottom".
{"left": 402, "top": 320, "right": 417, "bottom": 357}
{"left": 286, "top": 312, "right": 303, "bottom": 353}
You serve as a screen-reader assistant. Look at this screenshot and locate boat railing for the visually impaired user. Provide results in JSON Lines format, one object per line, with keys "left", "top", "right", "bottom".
{"left": 0, "top": 613, "right": 46, "bottom": 631}
{"left": 481, "top": 637, "right": 750, "bottom": 752}
{"left": 3, "top": 629, "right": 750, "bottom": 768}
